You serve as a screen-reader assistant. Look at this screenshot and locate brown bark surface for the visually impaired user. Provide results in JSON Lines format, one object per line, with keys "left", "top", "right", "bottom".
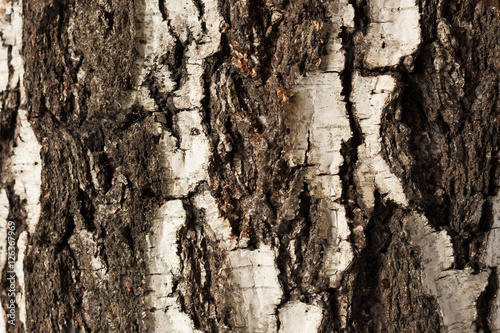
{"left": 0, "top": 0, "right": 496, "bottom": 331}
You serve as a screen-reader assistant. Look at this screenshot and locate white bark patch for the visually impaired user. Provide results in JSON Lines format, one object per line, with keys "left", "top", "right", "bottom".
{"left": 166, "top": 0, "right": 221, "bottom": 110}
{"left": 289, "top": 74, "right": 354, "bottom": 288}
{"left": 129, "top": 0, "right": 176, "bottom": 111}
{"left": 285, "top": 2, "right": 355, "bottom": 289}
{"left": 363, "top": 0, "right": 421, "bottom": 68}
{"left": 6, "top": 2, "right": 40, "bottom": 236}
{"left": 0, "top": 0, "right": 23, "bottom": 92}
{"left": 0, "top": 190, "right": 8, "bottom": 332}
{"left": 192, "top": 190, "right": 236, "bottom": 250}
{"left": 14, "top": 231, "right": 27, "bottom": 329}
{"left": 324, "top": 0, "right": 355, "bottom": 72}
{"left": 482, "top": 190, "right": 500, "bottom": 331}
{"left": 278, "top": 301, "right": 323, "bottom": 333}
{"left": 10, "top": 109, "right": 42, "bottom": 235}
{"left": 162, "top": 0, "right": 204, "bottom": 44}
{"left": 137, "top": 0, "right": 228, "bottom": 330}
{"left": 482, "top": 191, "right": 500, "bottom": 268}
{"left": 1, "top": 2, "right": 37, "bottom": 330}
{"left": 405, "top": 213, "right": 489, "bottom": 332}
{"left": 0, "top": 189, "right": 8, "bottom": 270}
{"left": 7, "top": 109, "right": 37, "bottom": 329}
{"left": 351, "top": 72, "right": 407, "bottom": 210}
{"left": 146, "top": 200, "right": 201, "bottom": 332}
{"left": 158, "top": 111, "right": 210, "bottom": 197}
{"left": 172, "top": 60, "right": 205, "bottom": 110}
{"left": 0, "top": 37, "right": 8, "bottom": 93}
{"left": 150, "top": 0, "right": 220, "bottom": 198}
{"left": 228, "top": 245, "right": 282, "bottom": 333}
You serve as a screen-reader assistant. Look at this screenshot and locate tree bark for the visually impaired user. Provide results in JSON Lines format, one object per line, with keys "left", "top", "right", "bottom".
{"left": 0, "top": 0, "right": 498, "bottom": 332}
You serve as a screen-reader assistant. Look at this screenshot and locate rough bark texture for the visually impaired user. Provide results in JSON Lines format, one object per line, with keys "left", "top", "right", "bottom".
{"left": 0, "top": 0, "right": 497, "bottom": 332}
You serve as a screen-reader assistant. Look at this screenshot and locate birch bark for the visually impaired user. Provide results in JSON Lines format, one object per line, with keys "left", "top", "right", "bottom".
{"left": 0, "top": 0, "right": 497, "bottom": 332}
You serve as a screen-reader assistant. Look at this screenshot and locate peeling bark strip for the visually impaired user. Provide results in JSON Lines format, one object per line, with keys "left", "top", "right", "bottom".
{"left": 0, "top": 0, "right": 493, "bottom": 331}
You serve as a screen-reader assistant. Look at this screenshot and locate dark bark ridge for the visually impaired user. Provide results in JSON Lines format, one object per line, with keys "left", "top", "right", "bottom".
{"left": 23, "top": 0, "right": 168, "bottom": 331}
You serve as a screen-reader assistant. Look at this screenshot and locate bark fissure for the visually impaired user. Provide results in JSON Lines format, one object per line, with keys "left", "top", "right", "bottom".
{"left": 339, "top": 0, "right": 365, "bottom": 254}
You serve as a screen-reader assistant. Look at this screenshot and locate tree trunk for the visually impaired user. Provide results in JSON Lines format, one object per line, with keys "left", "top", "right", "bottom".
{"left": 0, "top": 0, "right": 498, "bottom": 331}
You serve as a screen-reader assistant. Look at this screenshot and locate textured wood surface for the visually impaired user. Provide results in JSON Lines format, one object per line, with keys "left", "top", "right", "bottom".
{"left": 0, "top": 0, "right": 497, "bottom": 331}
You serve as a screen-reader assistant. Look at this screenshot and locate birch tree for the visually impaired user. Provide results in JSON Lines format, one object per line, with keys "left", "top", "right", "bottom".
{"left": 0, "top": 0, "right": 499, "bottom": 331}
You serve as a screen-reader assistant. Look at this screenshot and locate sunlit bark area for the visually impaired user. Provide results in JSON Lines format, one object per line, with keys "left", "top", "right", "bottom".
{"left": 0, "top": 0, "right": 498, "bottom": 331}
